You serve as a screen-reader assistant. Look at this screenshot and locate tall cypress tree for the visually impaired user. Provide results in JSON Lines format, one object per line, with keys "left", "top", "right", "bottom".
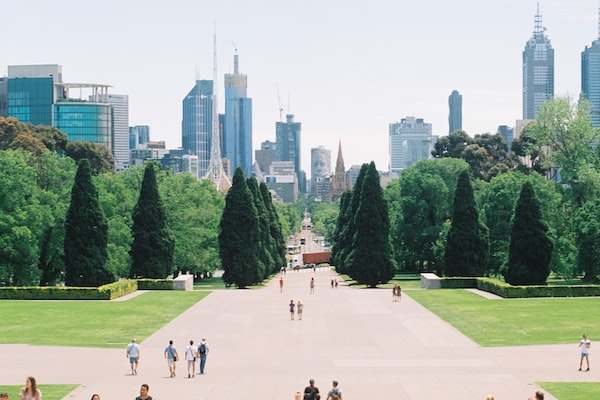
{"left": 219, "top": 168, "right": 260, "bottom": 288}
{"left": 247, "top": 177, "right": 270, "bottom": 279}
{"left": 345, "top": 162, "right": 394, "bottom": 286}
{"left": 64, "top": 159, "right": 113, "bottom": 286}
{"left": 505, "top": 181, "right": 553, "bottom": 285}
{"left": 331, "top": 190, "right": 352, "bottom": 272}
{"left": 260, "top": 182, "right": 286, "bottom": 273}
{"left": 337, "top": 163, "right": 368, "bottom": 274}
{"left": 130, "top": 162, "right": 174, "bottom": 278}
{"left": 444, "top": 169, "right": 489, "bottom": 276}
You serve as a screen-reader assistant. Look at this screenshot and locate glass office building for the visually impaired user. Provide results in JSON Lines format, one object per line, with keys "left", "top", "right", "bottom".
{"left": 448, "top": 90, "right": 462, "bottom": 133}
{"left": 54, "top": 102, "right": 112, "bottom": 148}
{"left": 582, "top": 35, "right": 600, "bottom": 128}
{"left": 389, "top": 117, "right": 434, "bottom": 173}
{"left": 522, "top": 5, "right": 554, "bottom": 120}
{"left": 182, "top": 80, "right": 213, "bottom": 178}
{"left": 224, "top": 52, "right": 253, "bottom": 177}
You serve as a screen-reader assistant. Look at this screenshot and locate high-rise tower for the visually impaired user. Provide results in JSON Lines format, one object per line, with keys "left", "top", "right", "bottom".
{"left": 182, "top": 80, "right": 213, "bottom": 177}
{"left": 275, "top": 113, "right": 301, "bottom": 175}
{"left": 523, "top": 3, "right": 554, "bottom": 120}
{"left": 224, "top": 49, "right": 253, "bottom": 177}
{"left": 582, "top": 8, "right": 600, "bottom": 127}
{"left": 448, "top": 90, "right": 462, "bottom": 133}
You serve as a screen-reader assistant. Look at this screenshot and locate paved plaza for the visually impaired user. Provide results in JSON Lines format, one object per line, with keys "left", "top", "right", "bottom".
{"left": 1, "top": 267, "right": 594, "bottom": 399}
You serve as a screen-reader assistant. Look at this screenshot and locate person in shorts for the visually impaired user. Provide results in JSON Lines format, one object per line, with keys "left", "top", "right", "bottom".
{"left": 579, "top": 333, "right": 591, "bottom": 371}
{"left": 126, "top": 338, "right": 140, "bottom": 375}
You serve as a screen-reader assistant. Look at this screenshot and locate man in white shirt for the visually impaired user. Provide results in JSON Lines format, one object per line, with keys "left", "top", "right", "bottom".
{"left": 126, "top": 338, "right": 140, "bottom": 375}
{"left": 185, "top": 340, "right": 198, "bottom": 378}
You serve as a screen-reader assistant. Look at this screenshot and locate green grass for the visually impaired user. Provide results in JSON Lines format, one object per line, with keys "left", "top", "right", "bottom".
{"left": 407, "top": 289, "right": 600, "bottom": 346}
{"left": 0, "top": 291, "right": 209, "bottom": 348}
{"left": 0, "top": 385, "right": 78, "bottom": 400}
{"left": 539, "top": 382, "right": 600, "bottom": 400}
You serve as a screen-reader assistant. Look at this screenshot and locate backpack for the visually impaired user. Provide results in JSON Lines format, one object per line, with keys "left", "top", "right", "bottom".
{"left": 199, "top": 343, "right": 206, "bottom": 354}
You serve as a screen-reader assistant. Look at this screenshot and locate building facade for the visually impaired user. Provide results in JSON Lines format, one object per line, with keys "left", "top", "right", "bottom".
{"left": 523, "top": 4, "right": 554, "bottom": 120}
{"left": 7, "top": 64, "right": 63, "bottom": 126}
{"left": 182, "top": 80, "right": 213, "bottom": 178}
{"left": 311, "top": 146, "right": 331, "bottom": 198}
{"left": 224, "top": 52, "right": 253, "bottom": 177}
{"left": 582, "top": 23, "right": 600, "bottom": 128}
{"left": 448, "top": 89, "right": 462, "bottom": 133}
{"left": 275, "top": 114, "right": 301, "bottom": 175}
{"left": 97, "top": 94, "right": 129, "bottom": 171}
{"left": 129, "top": 125, "right": 150, "bottom": 150}
{"left": 389, "top": 117, "right": 433, "bottom": 173}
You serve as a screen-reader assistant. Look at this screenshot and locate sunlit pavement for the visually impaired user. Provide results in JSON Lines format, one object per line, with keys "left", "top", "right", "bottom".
{"left": 1, "top": 267, "right": 590, "bottom": 399}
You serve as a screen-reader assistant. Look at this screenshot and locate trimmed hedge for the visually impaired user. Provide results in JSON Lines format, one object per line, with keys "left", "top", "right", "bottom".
{"left": 440, "top": 277, "right": 600, "bottom": 298}
{"left": 0, "top": 278, "right": 174, "bottom": 300}
{"left": 137, "top": 278, "right": 173, "bottom": 290}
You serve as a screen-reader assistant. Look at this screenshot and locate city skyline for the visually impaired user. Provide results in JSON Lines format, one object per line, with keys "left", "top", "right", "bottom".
{"left": 3, "top": 0, "right": 599, "bottom": 171}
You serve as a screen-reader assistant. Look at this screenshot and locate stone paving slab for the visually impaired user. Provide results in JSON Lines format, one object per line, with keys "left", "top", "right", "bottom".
{"left": 1, "top": 267, "right": 592, "bottom": 399}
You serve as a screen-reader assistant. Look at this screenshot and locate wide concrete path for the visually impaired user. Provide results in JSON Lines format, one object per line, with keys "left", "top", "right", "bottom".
{"left": 1, "top": 267, "right": 594, "bottom": 399}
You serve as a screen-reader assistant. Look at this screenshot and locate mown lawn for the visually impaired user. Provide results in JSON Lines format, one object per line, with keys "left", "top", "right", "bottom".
{"left": 0, "top": 290, "right": 209, "bottom": 348}
{"left": 406, "top": 289, "right": 600, "bottom": 347}
{"left": 0, "top": 384, "right": 77, "bottom": 400}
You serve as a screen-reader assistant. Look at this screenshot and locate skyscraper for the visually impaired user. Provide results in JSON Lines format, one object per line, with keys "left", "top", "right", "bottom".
{"left": 582, "top": 10, "right": 600, "bottom": 128}
{"left": 96, "top": 93, "right": 129, "bottom": 171}
{"left": 522, "top": 4, "right": 554, "bottom": 120}
{"left": 224, "top": 51, "right": 253, "bottom": 177}
{"left": 389, "top": 117, "right": 433, "bottom": 173}
{"left": 311, "top": 146, "right": 331, "bottom": 199}
{"left": 448, "top": 90, "right": 462, "bottom": 133}
{"left": 182, "top": 80, "right": 213, "bottom": 178}
{"left": 129, "top": 125, "right": 150, "bottom": 149}
{"left": 276, "top": 113, "right": 301, "bottom": 175}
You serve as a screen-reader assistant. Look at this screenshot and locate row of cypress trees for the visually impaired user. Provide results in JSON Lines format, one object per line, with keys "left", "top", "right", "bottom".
{"left": 443, "top": 170, "right": 553, "bottom": 285}
{"left": 331, "top": 162, "right": 395, "bottom": 287}
{"left": 64, "top": 160, "right": 173, "bottom": 286}
{"left": 219, "top": 168, "right": 287, "bottom": 288}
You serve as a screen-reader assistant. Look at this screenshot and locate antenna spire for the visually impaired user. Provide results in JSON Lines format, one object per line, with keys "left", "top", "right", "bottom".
{"left": 534, "top": 2, "right": 543, "bottom": 37}
{"left": 204, "top": 26, "right": 231, "bottom": 191}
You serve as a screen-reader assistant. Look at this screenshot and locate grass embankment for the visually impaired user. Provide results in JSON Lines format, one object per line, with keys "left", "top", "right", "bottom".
{"left": 0, "top": 385, "right": 77, "bottom": 400}
{"left": 0, "top": 291, "right": 209, "bottom": 348}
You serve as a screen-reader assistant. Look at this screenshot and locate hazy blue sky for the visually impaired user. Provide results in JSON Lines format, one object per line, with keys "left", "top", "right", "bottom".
{"left": 3, "top": 0, "right": 598, "bottom": 171}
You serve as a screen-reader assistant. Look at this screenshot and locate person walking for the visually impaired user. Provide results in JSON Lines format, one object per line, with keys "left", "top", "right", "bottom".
{"left": 326, "top": 380, "right": 342, "bottom": 400}
{"left": 303, "top": 378, "right": 320, "bottom": 400}
{"left": 310, "top": 277, "right": 315, "bottom": 294}
{"left": 280, "top": 276, "right": 284, "bottom": 293}
{"left": 579, "top": 333, "right": 591, "bottom": 371}
{"left": 198, "top": 337, "right": 209, "bottom": 374}
{"left": 185, "top": 340, "right": 198, "bottom": 378}
{"left": 289, "top": 299, "right": 296, "bottom": 320}
{"left": 297, "top": 300, "right": 304, "bottom": 320}
{"left": 164, "top": 339, "right": 179, "bottom": 378}
{"left": 392, "top": 284, "right": 399, "bottom": 302}
{"left": 126, "top": 338, "right": 140, "bottom": 375}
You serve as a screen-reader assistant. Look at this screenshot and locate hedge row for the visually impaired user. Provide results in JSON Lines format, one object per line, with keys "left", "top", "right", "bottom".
{"left": 0, "top": 278, "right": 173, "bottom": 300}
{"left": 440, "top": 277, "right": 600, "bottom": 298}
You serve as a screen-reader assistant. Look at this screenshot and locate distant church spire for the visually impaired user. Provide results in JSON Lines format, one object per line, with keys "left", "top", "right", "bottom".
{"left": 205, "top": 29, "right": 231, "bottom": 191}
{"left": 332, "top": 140, "right": 347, "bottom": 197}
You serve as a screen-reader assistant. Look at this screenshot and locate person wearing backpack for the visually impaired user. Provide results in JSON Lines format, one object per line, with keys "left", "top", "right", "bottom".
{"left": 326, "top": 380, "right": 342, "bottom": 400}
{"left": 198, "top": 337, "right": 209, "bottom": 374}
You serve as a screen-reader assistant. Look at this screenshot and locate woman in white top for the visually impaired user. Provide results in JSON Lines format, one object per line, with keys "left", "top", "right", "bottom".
{"left": 19, "top": 377, "right": 42, "bottom": 400}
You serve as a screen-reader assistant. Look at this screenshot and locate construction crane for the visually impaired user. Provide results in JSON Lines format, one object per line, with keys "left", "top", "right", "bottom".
{"left": 276, "top": 83, "right": 284, "bottom": 122}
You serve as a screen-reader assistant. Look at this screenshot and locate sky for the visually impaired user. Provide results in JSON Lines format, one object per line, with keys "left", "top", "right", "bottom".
{"left": 3, "top": 0, "right": 599, "bottom": 173}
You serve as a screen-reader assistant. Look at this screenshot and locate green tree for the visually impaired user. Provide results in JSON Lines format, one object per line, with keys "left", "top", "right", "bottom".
{"left": 336, "top": 163, "right": 368, "bottom": 274}
{"left": 219, "top": 168, "right": 261, "bottom": 288}
{"left": 444, "top": 170, "right": 489, "bottom": 276}
{"left": 310, "top": 200, "right": 339, "bottom": 245}
{"left": 345, "top": 162, "right": 394, "bottom": 286}
{"left": 130, "top": 162, "right": 174, "bottom": 278}
{"left": 160, "top": 173, "right": 223, "bottom": 277}
{"left": 575, "top": 200, "right": 600, "bottom": 282}
{"left": 247, "top": 177, "right": 269, "bottom": 279}
{"left": 331, "top": 191, "right": 351, "bottom": 271}
{"left": 505, "top": 181, "right": 553, "bottom": 285}
{"left": 66, "top": 141, "right": 115, "bottom": 175}
{"left": 64, "top": 159, "right": 113, "bottom": 286}
{"left": 431, "top": 130, "right": 472, "bottom": 158}
{"left": 261, "top": 182, "right": 287, "bottom": 272}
